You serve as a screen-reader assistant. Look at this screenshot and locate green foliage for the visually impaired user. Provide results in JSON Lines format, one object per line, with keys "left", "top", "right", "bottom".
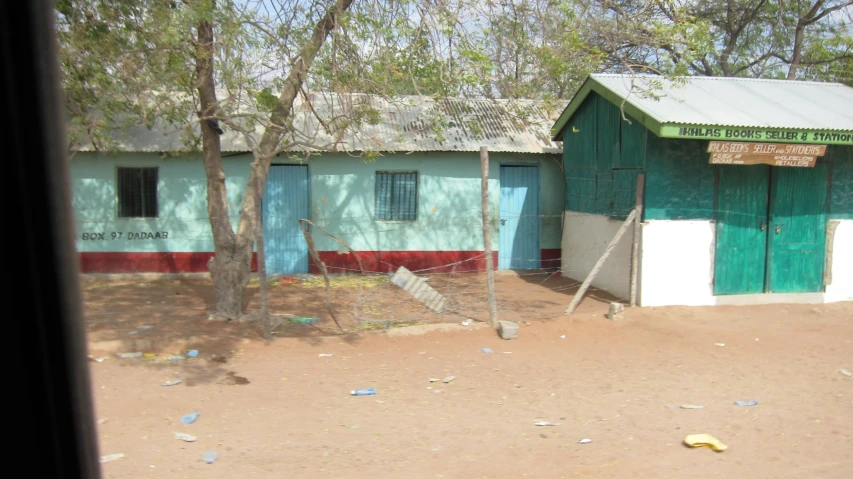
{"left": 255, "top": 88, "right": 279, "bottom": 113}
{"left": 310, "top": 4, "right": 459, "bottom": 97}
{"left": 362, "top": 150, "right": 380, "bottom": 163}
{"left": 57, "top": 1, "right": 205, "bottom": 152}
{"left": 58, "top": 0, "right": 853, "bottom": 160}
{"left": 637, "top": 0, "right": 853, "bottom": 80}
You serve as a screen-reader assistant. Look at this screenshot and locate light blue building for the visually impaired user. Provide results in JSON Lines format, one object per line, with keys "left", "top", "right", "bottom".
{"left": 71, "top": 96, "right": 565, "bottom": 275}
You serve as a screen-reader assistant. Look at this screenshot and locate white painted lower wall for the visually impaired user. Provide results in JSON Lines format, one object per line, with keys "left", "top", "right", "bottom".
{"left": 638, "top": 220, "right": 716, "bottom": 307}
{"left": 562, "top": 214, "right": 852, "bottom": 307}
{"left": 561, "top": 212, "right": 632, "bottom": 300}
{"left": 826, "top": 220, "right": 853, "bottom": 303}
{"left": 638, "top": 219, "right": 853, "bottom": 306}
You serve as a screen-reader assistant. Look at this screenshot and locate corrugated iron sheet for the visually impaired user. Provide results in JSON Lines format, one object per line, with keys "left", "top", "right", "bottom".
{"left": 74, "top": 94, "right": 565, "bottom": 154}
{"left": 390, "top": 266, "right": 448, "bottom": 313}
{"left": 591, "top": 74, "right": 853, "bottom": 131}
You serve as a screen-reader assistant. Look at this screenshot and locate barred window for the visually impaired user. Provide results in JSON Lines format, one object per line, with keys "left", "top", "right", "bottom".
{"left": 375, "top": 172, "right": 418, "bottom": 221}
{"left": 117, "top": 167, "right": 158, "bottom": 218}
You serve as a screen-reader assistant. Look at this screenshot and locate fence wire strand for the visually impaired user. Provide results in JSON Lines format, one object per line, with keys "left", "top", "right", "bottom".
{"left": 251, "top": 212, "right": 637, "bottom": 330}
{"left": 80, "top": 210, "right": 639, "bottom": 328}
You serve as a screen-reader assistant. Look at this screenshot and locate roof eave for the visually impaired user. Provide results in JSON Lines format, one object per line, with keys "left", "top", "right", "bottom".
{"left": 550, "top": 76, "right": 596, "bottom": 140}
{"left": 550, "top": 76, "right": 664, "bottom": 140}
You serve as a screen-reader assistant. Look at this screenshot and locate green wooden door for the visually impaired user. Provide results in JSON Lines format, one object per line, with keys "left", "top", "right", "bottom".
{"left": 766, "top": 164, "right": 828, "bottom": 293}
{"left": 714, "top": 166, "right": 770, "bottom": 295}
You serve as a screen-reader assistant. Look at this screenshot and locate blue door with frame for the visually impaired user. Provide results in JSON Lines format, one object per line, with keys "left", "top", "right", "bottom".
{"left": 499, "top": 165, "right": 540, "bottom": 269}
{"left": 263, "top": 165, "right": 309, "bottom": 274}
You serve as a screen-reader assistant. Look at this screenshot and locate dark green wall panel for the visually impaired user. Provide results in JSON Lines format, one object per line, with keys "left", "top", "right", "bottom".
{"left": 596, "top": 95, "right": 620, "bottom": 172}
{"left": 618, "top": 115, "right": 646, "bottom": 169}
{"left": 565, "top": 168, "right": 596, "bottom": 212}
{"left": 612, "top": 169, "right": 641, "bottom": 217}
{"left": 645, "top": 135, "right": 715, "bottom": 220}
{"left": 563, "top": 96, "right": 597, "bottom": 170}
{"left": 829, "top": 145, "right": 853, "bottom": 219}
{"left": 563, "top": 95, "right": 598, "bottom": 213}
{"left": 563, "top": 92, "right": 646, "bottom": 218}
{"left": 595, "top": 170, "right": 613, "bottom": 214}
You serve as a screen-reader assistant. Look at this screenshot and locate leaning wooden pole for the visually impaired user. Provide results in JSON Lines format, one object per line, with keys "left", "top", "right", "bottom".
{"left": 256, "top": 205, "right": 271, "bottom": 339}
{"left": 480, "top": 147, "right": 499, "bottom": 328}
{"left": 629, "top": 174, "right": 645, "bottom": 307}
{"left": 565, "top": 208, "right": 638, "bottom": 315}
{"left": 298, "top": 220, "right": 343, "bottom": 332}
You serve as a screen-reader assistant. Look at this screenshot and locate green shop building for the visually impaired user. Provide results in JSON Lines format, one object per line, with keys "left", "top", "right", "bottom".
{"left": 552, "top": 74, "right": 853, "bottom": 306}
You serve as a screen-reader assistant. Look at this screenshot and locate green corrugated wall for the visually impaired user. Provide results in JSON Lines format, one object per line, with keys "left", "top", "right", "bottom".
{"left": 563, "top": 95, "right": 597, "bottom": 212}
{"left": 562, "top": 93, "right": 644, "bottom": 218}
{"left": 618, "top": 116, "right": 646, "bottom": 168}
{"left": 644, "top": 135, "right": 716, "bottom": 220}
{"left": 562, "top": 93, "right": 853, "bottom": 221}
{"left": 643, "top": 142, "right": 852, "bottom": 221}
{"left": 829, "top": 146, "right": 853, "bottom": 219}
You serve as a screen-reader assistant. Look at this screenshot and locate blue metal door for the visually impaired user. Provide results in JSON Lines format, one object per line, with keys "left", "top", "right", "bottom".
{"left": 499, "top": 166, "right": 540, "bottom": 269}
{"left": 263, "top": 165, "right": 309, "bottom": 274}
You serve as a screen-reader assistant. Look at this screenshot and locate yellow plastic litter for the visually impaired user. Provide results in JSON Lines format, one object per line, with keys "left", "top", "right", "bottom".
{"left": 684, "top": 434, "right": 727, "bottom": 451}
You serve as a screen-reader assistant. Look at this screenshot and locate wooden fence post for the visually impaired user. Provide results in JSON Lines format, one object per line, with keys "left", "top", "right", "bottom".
{"left": 630, "top": 174, "right": 645, "bottom": 307}
{"left": 480, "top": 147, "right": 499, "bottom": 328}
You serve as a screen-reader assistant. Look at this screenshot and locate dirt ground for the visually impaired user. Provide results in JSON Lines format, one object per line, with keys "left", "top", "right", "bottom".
{"left": 84, "top": 273, "right": 853, "bottom": 478}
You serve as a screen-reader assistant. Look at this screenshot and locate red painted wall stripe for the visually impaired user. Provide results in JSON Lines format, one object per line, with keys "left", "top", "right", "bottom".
{"left": 311, "top": 250, "right": 499, "bottom": 274}
{"left": 540, "top": 248, "right": 561, "bottom": 277}
{"left": 79, "top": 250, "right": 559, "bottom": 274}
{"left": 79, "top": 252, "right": 257, "bottom": 273}
{"left": 312, "top": 250, "right": 562, "bottom": 274}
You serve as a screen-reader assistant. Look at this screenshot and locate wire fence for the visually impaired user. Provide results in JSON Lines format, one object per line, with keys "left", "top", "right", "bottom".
{"left": 78, "top": 209, "right": 641, "bottom": 331}
{"left": 246, "top": 210, "right": 640, "bottom": 333}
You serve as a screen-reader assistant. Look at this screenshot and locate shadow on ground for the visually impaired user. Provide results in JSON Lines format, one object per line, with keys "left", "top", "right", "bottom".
{"left": 82, "top": 271, "right": 622, "bottom": 384}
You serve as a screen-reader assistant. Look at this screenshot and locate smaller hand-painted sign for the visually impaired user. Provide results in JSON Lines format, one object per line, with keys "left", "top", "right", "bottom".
{"left": 707, "top": 142, "right": 827, "bottom": 156}
{"left": 709, "top": 152, "right": 816, "bottom": 167}
{"left": 707, "top": 141, "right": 827, "bottom": 167}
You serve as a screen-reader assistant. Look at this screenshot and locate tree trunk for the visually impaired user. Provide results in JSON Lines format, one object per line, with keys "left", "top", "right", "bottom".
{"left": 208, "top": 249, "right": 252, "bottom": 319}
{"left": 719, "top": 0, "right": 769, "bottom": 77}
{"left": 194, "top": 0, "right": 353, "bottom": 320}
{"left": 719, "top": 0, "right": 736, "bottom": 76}
{"left": 787, "top": 20, "right": 807, "bottom": 80}
{"left": 787, "top": 0, "right": 833, "bottom": 80}
{"left": 195, "top": 1, "right": 251, "bottom": 320}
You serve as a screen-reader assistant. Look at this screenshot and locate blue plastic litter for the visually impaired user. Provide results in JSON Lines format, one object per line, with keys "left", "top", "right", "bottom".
{"left": 202, "top": 451, "right": 218, "bottom": 464}
{"left": 351, "top": 388, "right": 377, "bottom": 396}
{"left": 180, "top": 412, "right": 200, "bottom": 424}
{"left": 734, "top": 400, "right": 758, "bottom": 406}
{"left": 482, "top": 347, "right": 494, "bottom": 354}
{"left": 187, "top": 350, "right": 199, "bottom": 357}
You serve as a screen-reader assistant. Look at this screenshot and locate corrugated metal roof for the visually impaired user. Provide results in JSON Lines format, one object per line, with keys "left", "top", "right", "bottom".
{"left": 74, "top": 94, "right": 565, "bottom": 154}
{"left": 590, "top": 73, "right": 853, "bottom": 130}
